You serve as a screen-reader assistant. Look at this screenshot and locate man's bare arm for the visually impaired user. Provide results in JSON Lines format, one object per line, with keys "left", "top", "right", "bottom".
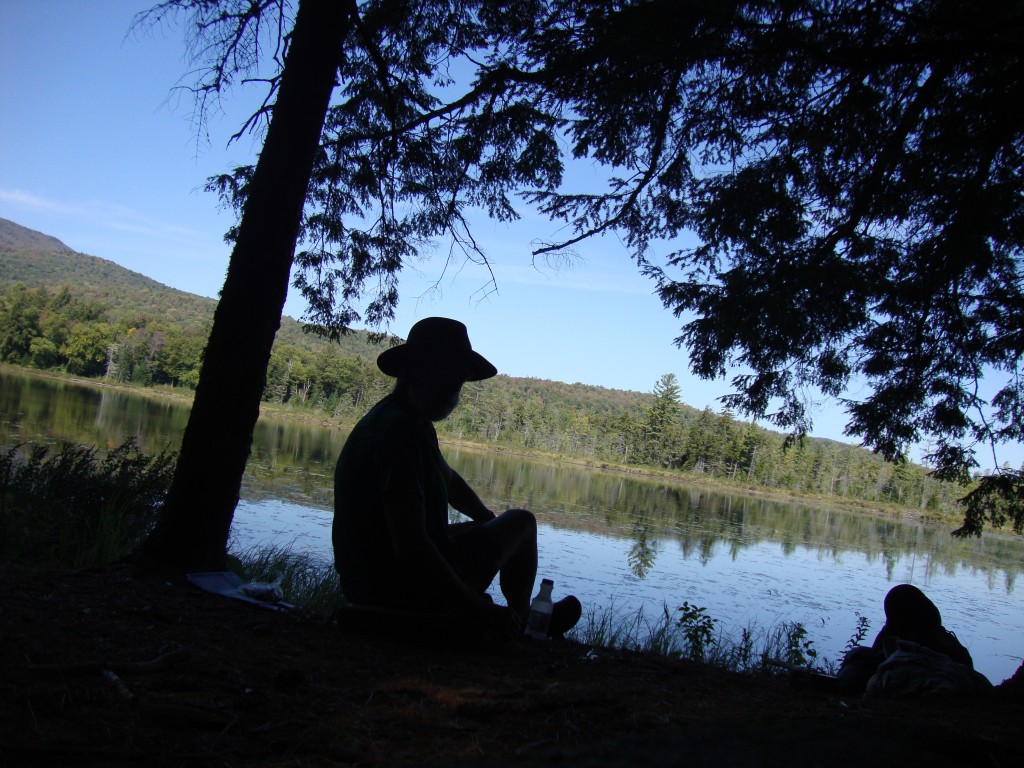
{"left": 445, "top": 465, "right": 495, "bottom": 522}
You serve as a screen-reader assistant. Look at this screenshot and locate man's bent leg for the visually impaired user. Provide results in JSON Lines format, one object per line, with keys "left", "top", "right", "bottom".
{"left": 448, "top": 509, "right": 539, "bottom": 623}
{"left": 487, "top": 508, "right": 538, "bottom": 622}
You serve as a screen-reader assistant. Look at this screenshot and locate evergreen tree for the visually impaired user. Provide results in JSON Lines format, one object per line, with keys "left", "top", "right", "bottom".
{"left": 135, "top": 0, "right": 1022, "bottom": 570}
{"left": 522, "top": 0, "right": 1024, "bottom": 534}
{"left": 643, "top": 373, "right": 682, "bottom": 468}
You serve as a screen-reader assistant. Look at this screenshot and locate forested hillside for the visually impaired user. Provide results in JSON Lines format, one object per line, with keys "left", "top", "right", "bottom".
{"left": 1, "top": 218, "right": 966, "bottom": 514}
{"left": 0, "top": 218, "right": 386, "bottom": 358}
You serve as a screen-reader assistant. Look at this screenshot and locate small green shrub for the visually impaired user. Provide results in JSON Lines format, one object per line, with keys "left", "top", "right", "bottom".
{"left": 676, "top": 601, "right": 719, "bottom": 662}
{"left": 778, "top": 622, "right": 818, "bottom": 667}
{"left": 845, "top": 614, "right": 872, "bottom": 652}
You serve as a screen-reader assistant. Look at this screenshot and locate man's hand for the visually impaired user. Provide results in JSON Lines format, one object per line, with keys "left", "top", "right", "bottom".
{"left": 446, "top": 466, "right": 495, "bottom": 522}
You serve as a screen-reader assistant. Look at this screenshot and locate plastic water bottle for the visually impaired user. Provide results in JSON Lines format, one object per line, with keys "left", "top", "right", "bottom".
{"left": 525, "top": 578, "right": 554, "bottom": 639}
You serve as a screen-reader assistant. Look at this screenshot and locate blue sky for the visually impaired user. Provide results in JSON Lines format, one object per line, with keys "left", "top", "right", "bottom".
{"left": 0, "top": 2, "right": 726, "bottom": 395}
{"left": 2, "top": 0, "right": 1015, "bottom": 469}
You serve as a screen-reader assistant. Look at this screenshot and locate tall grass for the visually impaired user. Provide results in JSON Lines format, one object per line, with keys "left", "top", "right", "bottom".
{"left": 0, "top": 439, "right": 345, "bottom": 614}
{"left": 570, "top": 600, "right": 849, "bottom": 674}
{"left": 0, "top": 440, "right": 175, "bottom": 566}
{"left": 570, "top": 601, "right": 682, "bottom": 656}
{"left": 229, "top": 544, "right": 343, "bottom": 616}
{"left": 229, "top": 544, "right": 851, "bottom": 674}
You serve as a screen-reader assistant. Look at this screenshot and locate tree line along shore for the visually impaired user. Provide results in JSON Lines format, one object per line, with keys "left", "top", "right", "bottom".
{"left": 0, "top": 279, "right": 980, "bottom": 526}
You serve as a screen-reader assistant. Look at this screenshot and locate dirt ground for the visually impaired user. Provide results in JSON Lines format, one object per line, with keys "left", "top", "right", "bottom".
{"left": 1, "top": 560, "right": 1020, "bottom": 767}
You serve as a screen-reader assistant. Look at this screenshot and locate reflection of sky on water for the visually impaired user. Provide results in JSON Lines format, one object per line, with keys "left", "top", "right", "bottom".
{"left": 532, "top": 526, "right": 1023, "bottom": 686}
{"left": 230, "top": 499, "right": 333, "bottom": 560}
{"left": 231, "top": 499, "right": 1024, "bottom": 686}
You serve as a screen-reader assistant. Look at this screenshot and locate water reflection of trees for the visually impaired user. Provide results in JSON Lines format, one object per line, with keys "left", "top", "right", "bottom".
{"left": 627, "top": 524, "right": 658, "bottom": 578}
{"left": 1, "top": 372, "right": 189, "bottom": 453}
{"left": 446, "top": 446, "right": 1023, "bottom": 589}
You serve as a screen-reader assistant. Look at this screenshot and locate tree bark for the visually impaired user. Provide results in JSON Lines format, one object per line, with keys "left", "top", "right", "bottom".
{"left": 139, "top": 0, "right": 350, "bottom": 572}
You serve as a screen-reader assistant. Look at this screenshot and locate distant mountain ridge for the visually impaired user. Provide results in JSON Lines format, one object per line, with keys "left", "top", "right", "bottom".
{"left": 1, "top": 217, "right": 187, "bottom": 292}
{"left": 0, "top": 217, "right": 379, "bottom": 360}
{"left": 0, "top": 217, "right": 74, "bottom": 254}
{"left": 0, "top": 217, "right": 229, "bottom": 334}
{"left": 0, "top": 217, "right": 664, "bottom": 417}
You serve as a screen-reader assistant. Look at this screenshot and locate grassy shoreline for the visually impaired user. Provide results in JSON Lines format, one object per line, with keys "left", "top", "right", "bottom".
{"left": 1, "top": 362, "right": 971, "bottom": 531}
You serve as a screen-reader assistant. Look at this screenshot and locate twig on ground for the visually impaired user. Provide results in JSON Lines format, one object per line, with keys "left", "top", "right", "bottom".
{"left": 27, "top": 647, "right": 190, "bottom": 677}
{"left": 101, "top": 669, "right": 135, "bottom": 701}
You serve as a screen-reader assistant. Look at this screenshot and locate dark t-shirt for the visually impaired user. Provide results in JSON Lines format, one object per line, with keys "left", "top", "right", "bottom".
{"left": 332, "top": 394, "right": 451, "bottom": 606}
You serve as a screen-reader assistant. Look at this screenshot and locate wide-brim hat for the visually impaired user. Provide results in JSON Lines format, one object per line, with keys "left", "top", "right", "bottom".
{"left": 377, "top": 317, "right": 497, "bottom": 381}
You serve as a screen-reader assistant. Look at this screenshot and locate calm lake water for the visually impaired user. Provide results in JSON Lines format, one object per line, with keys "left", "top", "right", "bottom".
{"left": 2, "top": 368, "right": 1022, "bottom": 684}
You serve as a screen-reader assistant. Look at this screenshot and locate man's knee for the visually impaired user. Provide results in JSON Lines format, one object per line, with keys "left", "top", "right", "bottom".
{"left": 492, "top": 508, "right": 537, "bottom": 552}
{"left": 499, "top": 507, "right": 536, "bottom": 534}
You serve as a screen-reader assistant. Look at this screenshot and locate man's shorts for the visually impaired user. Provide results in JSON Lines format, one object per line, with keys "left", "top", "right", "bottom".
{"left": 446, "top": 519, "right": 503, "bottom": 594}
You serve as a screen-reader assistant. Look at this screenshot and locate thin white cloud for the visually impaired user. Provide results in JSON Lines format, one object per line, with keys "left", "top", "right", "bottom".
{"left": 498, "top": 261, "right": 656, "bottom": 296}
{"left": 0, "top": 187, "right": 84, "bottom": 216}
{"left": 0, "top": 187, "right": 212, "bottom": 245}
{"left": 3, "top": 187, "right": 652, "bottom": 297}
{"left": 400, "top": 256, "right": 655, "bottom": 301}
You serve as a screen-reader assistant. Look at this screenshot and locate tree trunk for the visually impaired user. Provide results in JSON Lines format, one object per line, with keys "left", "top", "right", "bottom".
{"left": 138, "top": 0, "right": 350, "bottom": 573}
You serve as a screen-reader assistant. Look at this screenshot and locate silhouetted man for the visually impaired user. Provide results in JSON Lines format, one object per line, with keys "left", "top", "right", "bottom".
{"left": 333, "top": 317, "right": 580, "bottom": 639}
{"left": 836, "top": 583, "right": 977, "bottom": 695}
